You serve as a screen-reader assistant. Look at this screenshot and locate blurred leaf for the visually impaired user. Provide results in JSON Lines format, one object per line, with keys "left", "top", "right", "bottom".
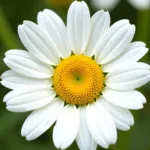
{"left": 0, "top": 7, "right": 22, "bottom": 49}
{"left": 0, "top": 110, "right": 27, "bottom": 137}
{"left": 129, "top": 111, "right": 150, "bottom": 150}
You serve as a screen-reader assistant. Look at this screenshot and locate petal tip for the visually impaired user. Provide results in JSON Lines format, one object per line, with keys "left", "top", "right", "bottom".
{"left": 3, "top": 58, "right": 7, "bottom": 64}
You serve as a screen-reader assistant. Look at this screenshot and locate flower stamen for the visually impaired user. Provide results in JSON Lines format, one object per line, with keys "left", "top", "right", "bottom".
{"left": 53, "top": 55, "right": 104, "bottom": 105}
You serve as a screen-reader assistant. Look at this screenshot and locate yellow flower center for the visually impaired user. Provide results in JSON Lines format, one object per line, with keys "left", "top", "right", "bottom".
{"left": 53, "top": 55, "right": 104, "bottom": 105}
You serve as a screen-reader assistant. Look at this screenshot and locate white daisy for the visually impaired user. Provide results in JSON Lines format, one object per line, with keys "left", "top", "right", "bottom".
{"left": 91, "top": 0, "right": 120, "bottom": 11}
{"left": 1, "top": 1, "right": 150, "bottom": 150}
{"left": 128, "top": 0, "right": 150, "bottom": 10}
{"left": 91, "top": 0, "right": 150, "bottom": 11}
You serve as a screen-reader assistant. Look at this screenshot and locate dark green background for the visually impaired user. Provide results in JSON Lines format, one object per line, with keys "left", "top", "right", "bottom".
{"left": 0, "top": 0, "right": 150, "bottom": 150}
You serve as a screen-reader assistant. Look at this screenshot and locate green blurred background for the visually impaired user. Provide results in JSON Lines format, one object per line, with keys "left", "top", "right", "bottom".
{"left": 0, "top": 0, "right": 150, "bottom": 150}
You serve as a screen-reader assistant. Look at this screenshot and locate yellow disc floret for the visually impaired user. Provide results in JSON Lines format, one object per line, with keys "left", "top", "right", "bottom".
{"left": 53, "top": 55, "right": 104, "bottom": 105}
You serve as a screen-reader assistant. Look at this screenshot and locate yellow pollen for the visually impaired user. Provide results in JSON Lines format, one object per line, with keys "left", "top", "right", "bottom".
{"left": 53, "top": 55, "right": 104, "bottom": 105}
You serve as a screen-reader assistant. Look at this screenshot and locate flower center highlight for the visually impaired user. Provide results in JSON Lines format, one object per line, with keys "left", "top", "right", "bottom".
{"left": 53, "top": 55, "right": 104, "bottom": 105}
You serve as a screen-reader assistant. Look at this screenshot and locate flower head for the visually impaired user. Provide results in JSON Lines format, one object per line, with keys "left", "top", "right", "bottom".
{"left": 128, "top": 0, "right": 150, "bottom": 10}
{"left": 91, "top": 0, "right": 120, "bottom": 11}
{"left": 1, "top": 1, "right": 150, "bottom": 150}
{"left": 91, "top": 0, "right": 150, "bottom": 11}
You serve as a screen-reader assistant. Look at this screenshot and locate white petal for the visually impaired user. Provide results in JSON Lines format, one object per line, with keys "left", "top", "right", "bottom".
{"left": 67, "top": 1, "right": 91, "bottom": 54}
{"left": 76, "top": 107, "right": 97, "bottom": 150}
{"left": 99, "top": 98, "right": 134, "bottom": 131}
{"left": 103, "top": 42, "right": 149, "bottom": 72}
{"left": 102, "top": 88, "right": 146, "bottom": 110}
{"left": 95, "top": 20, "right": 135, "bottom": 64}
{"left": 106, "top": 62, "right": 150, "bottom": 90}
{"left": 84, "top": 10, "right": 110, "bottom": 56}
{"left": 53, "top": 105, "right": 79, "bottom": 149}
{"left": 4, "top": 50, "right": 53, "bottom": 79}
{"left": 37, "top": 9, "right": 71, "bottom": 58}
{"left": 86, "top": 102, "right": 117, "bottom": 149}
{"left": 18, "top": 21, "right": 60, "bottom": 65}
{"left": 21, "top": 98, "right": 64, "bottom": 140}
{"left": 91, "top": 0, "right": 120, "bottom": 11}
{"left": 4, "top": 87, "right": 56, "bottom": 112}
{"left": 1, "top": 70, "right": 52, "bottom": 89}
{"left": 128, "top": 0, "right": 150, "bottom": 10}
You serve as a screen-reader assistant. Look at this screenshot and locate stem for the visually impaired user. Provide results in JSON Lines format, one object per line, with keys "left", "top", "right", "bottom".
{"left": 0, "top": 7, "right": 22, "bottom": 49}
{"left": 136, "top": 9, "right": 150, "bottom": 65}
{"left": 136, "top": 9, "right": 150, "bottom": 44}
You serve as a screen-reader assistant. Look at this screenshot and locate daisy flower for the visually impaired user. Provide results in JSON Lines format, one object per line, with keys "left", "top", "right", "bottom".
{"left": 128, "top": 0, "right": 150, "bottom": 10}
{"left": 1, "top": 1, "right": 150, "bottom": 150}
{"left": 91, "top": 0, "right": 150, "bottom": 11}
{"left": 91, "top": 0, "right": 120, "bottom": 11}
